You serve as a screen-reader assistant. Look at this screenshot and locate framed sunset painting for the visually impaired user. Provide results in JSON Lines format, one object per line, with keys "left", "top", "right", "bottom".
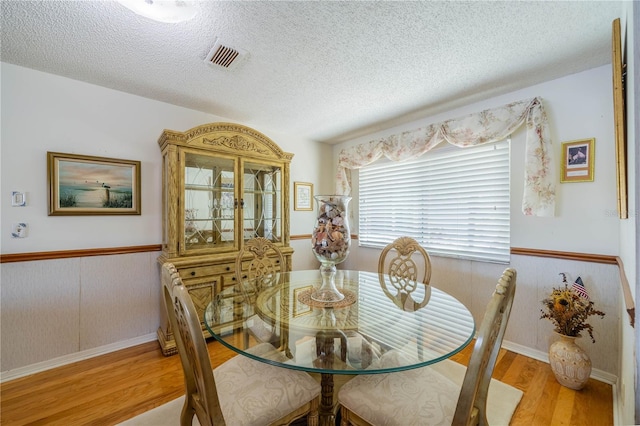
{"left": 47, "top": 152, "right": 141, "bottom": 215}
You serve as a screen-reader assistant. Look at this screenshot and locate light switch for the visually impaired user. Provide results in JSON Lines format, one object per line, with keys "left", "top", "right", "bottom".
{"left": 11, "top": 191, "right": 26, "bottom": 206}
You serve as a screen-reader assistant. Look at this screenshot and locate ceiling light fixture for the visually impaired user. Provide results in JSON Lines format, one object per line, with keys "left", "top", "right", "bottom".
{"left": 117, "top": 0, "right": 197, "bottom": 24}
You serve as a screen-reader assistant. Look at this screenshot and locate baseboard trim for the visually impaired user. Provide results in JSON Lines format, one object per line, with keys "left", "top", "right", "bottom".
{"left": 0, "top": 333, "right": 158, "bottom": 383}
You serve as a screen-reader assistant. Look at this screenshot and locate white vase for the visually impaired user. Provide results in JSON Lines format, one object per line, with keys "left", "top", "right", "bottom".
{"left": 548, "top": 333, "right": 592, "bottom": 390}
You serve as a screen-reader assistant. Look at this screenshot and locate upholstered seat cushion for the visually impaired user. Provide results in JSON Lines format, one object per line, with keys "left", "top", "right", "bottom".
{"left": 338, "top": 352, "right": 523, "bottom": 426}
{"left": 246, "top": 314, "right": 279, "bottom": 343}
{"left": 214, "top": 343, "right": 320, "bottom": 426}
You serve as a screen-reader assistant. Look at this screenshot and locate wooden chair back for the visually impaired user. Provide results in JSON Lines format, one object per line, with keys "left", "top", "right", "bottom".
{"left": 162, "top": 262, "right": 223, "bottom": 426}
{"left": 236, "top": 237, "right": 285, "bottom": 303}
{"left": 453, "top": 267, "right": 517, "bottom": 426}
{"left": 378, "top": 236, "right": 432, "bottom": 311}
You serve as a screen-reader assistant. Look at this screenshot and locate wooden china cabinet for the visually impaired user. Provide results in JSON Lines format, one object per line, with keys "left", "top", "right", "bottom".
{"left": 157, "top": 122, "right": 294, "bottom": 355}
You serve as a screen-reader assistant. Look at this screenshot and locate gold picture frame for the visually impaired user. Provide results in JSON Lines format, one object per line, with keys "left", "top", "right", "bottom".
{"left": 294, "top": 181, "right": 313, "bottom": 211}
{"left": 48, "top": 152, "right": 141, "bottom": 215}
{"left": 612, "top": 18, "right": 628, "bottom": 218}
{"left": 560, "top": 139, "right": 595, "bottom": 183}
{"left": 293, "top": 286, "right": 313, "bottom": 317}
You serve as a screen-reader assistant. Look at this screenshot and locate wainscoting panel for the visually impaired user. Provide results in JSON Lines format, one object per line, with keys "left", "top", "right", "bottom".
{"left": 1, "top": 258, "right": 82, "bottom": 371}
{"left": 509, "top": 255, "right": 621, "bottom": 376}
{"left": 0, "top": 245, "right": 622, "bottom": 379}
{"left": 79, "top": 252, "right": 161, "bottom": 350}
{"left": 1, "top": 251, "right": 162, "bottom": 373}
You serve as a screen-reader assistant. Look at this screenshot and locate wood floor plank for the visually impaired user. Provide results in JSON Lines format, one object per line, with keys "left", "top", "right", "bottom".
{"left": 571, "top": 379, "right": 614, "bottom": 425}
{"left": 530, "top": 372, "right": 562, "bottom": 426}
{"left": 492, "top": 348, "right": 517, "bottom": 380}
{"left": 550, "top": 386, "right": 576, "bottom": 425}
{"left": 502, "top": 356, "right": 554, "bottom": 425}
{"left": 0, "top": 337, "right": 613, "bottom": 425}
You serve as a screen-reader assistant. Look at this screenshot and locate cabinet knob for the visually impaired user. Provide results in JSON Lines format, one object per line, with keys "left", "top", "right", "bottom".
{"left": 226, "top": 266, "right": 230, "bottom": 271}
{"left": 190, "top": 271, "right": 196, "bottom": 276}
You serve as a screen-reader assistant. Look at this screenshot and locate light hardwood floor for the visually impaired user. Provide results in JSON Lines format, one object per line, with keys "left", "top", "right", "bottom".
{"left": 1, "top": 336, "right": 613, "bottom": 425}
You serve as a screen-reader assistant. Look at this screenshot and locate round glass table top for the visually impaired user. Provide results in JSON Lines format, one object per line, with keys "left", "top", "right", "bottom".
{"left": 204, "top": 269, "right": 475, "bottom": 375}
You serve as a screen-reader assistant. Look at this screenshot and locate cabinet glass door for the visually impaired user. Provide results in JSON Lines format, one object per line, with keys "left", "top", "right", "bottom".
{"left": 183, "top": 152, "right": 236, "bottom": 253}
{"left": 242, "top": 160, "right": 282, "bottom": 243}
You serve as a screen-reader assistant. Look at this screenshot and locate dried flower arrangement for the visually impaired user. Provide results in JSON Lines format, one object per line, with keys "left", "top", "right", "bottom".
{"left": 540, "top": 273, "right": 605, "bottom": 343}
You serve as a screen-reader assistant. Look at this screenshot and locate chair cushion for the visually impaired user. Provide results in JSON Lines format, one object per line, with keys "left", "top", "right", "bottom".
{"left": 246, "top": 314, "right": 278, "bottom": 343}
{"left": 214, "top": 343, "right": 320, "bottom": 426}
{"left": 339, "top": 356, "right": 460, "bottom": 425}
{"left": 338, "top": 351, "right": 523, "bottom": 426}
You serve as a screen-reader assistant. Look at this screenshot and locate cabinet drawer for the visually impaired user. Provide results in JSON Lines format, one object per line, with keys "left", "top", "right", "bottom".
{"left": 180, "top": 263, "right": 235, "bottom": 279}
{"left": 236, "top": 257, "right": 284, "bottom": 272}
{"left": 222, "top": 273, "right": 241, "bottom": 288}
{"left": 184, "top": 281, "right": 219, "bottom": 325}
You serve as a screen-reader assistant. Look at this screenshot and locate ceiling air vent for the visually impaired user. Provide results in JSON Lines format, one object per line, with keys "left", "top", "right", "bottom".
{"left": 204, "top": 39, "right": 247, "bottom": 70}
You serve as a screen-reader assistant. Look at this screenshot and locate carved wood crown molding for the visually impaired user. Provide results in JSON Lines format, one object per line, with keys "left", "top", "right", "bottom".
{"left": 158, "top": 122, "right": 294, "bottom": 161}
{"left": 203, "top": 135, "right": 271, "bottom": 156}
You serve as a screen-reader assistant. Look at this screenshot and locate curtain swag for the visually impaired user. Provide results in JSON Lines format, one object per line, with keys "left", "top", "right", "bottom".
{"left": 335, "top": 97, "right": 555, "bottom": 216}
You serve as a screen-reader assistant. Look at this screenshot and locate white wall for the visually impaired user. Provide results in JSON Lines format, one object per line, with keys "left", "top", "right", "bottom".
{"left": 0, "top": 63, "right": 330, "bottom": 256}
{"left": 0, "top": 63, "right": 329, "bottom": 373}
{"left": 333, "top": 66, "right": 629, "bottom": 381}
{"left": 1, "top": 64, "right": 207, "bottom": 253}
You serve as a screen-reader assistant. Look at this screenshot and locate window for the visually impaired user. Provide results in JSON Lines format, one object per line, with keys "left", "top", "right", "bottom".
{"left": 358, "top": 140, "right": 510, "bottom": 263}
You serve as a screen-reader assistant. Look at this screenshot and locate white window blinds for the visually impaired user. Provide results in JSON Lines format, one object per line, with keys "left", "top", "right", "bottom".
{"left": 359, "top": 140, "right": 510, "bottom": 263}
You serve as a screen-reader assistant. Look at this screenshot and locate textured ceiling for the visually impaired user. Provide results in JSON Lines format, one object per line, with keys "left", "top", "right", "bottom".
{"left": 0, "top": 1, "right": 623, "bottom": 143}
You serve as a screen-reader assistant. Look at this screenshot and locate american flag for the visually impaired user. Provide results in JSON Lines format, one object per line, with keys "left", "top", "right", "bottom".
{"left": 572, "top": 276, "right": 589, "bottom": 299}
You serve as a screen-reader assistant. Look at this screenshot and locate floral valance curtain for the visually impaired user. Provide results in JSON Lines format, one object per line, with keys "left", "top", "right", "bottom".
{"left": 335, "top": 97, "right": 555, "bottom": 216}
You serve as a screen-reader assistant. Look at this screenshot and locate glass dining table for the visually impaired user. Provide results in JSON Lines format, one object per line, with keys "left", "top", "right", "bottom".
{"left": 204, "top": 269, "right": 475, "bottom": 425}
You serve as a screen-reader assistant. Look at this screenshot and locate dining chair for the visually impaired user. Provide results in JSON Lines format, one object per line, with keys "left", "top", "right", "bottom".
{"left": 162, "top": 263, "right": 321, "bottom": 426}
{"left": 374, "top": 237, "right": 433, "bottom": 360}
{"left": 236, "top": 237, "right": 286, "bottom": 350}
{"left": 338, "top": 268, "right": 517, "bottom": 426}
{"left": 378, "top": 236, "right": 432, "bottom": 311}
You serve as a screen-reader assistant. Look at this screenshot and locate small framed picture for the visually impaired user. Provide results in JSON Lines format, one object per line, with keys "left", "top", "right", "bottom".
{"left": 561, "top": 138, "right": 595, "bottom": 183}
{"left": 294, "top": 181, "right": 313, "bottom": 211}
{"left": 293, "top": 286, "right": 313, "bottom": 317}
{"left": 47, "top": 152, "right": 141, "bottom": 215}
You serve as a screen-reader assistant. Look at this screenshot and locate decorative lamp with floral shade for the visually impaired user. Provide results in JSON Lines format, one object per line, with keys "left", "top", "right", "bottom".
{"left": 540, "top": 273, "right": 605, "bottom": 390}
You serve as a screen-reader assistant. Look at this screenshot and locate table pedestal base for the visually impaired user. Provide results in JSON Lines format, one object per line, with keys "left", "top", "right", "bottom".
{"left": 319, "top": 372, "right": 335, "bottom": 426}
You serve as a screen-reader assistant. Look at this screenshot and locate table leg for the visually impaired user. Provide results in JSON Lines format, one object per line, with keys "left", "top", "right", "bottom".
{"left": 319, "top": 372, "right": 335, "bottom": 426}
{"left": 315, "top": 330, "right": 347, "bottom": 425}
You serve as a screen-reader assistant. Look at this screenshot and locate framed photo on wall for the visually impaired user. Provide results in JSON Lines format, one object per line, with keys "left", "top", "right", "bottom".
{"left": 560, "top": 138, "right": 595, "bottom": 183}
{"left": 48, "top": 152, "right": 141, "bottom": 215}
{"left": 294, "top": 181, "right": 313, "bottom": 211}
{"left": 612, "top": 18, "right": 628, "bottom": 218}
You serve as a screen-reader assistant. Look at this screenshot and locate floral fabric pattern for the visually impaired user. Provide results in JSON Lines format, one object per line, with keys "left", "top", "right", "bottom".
{"left": 214, "top": 343, "right": 320, "bottom": 425}
{"left": 338, "top": 354, "right": 523, "bottom": 426}
{"left": 336, "top": 97, "right": 555, "bottom": 216}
